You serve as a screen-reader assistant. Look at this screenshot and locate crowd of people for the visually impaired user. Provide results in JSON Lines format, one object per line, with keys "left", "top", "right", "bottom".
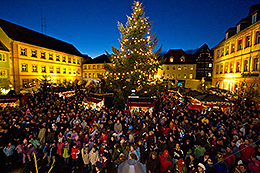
{"left": 0, "top": 88, "right": 260, "bottom": 173}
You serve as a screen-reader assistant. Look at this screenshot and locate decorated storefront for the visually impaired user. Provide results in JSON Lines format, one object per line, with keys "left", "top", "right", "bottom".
{"left": 127, "top": 96, "right": 155, "bottom": 114}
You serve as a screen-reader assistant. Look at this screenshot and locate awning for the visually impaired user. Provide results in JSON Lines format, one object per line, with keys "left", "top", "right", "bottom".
{"left": 87, "top": 97, "right": 102, "bottom": 103}
{"left": 188, "top": 105, "right": 206, "bottom": 110}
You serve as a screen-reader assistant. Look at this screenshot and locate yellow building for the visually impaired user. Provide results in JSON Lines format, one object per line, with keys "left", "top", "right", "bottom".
{"left": 212, "top": 5, "right": 260, "bottom": 97}
{"left": 0, "top": 18, "right": 84, "bottom": 92}
{"left": 82, "top": 54, "right": 111, "bottom": 81}
{"left": 158, "top": 49, "right": 197, "bottom": 87}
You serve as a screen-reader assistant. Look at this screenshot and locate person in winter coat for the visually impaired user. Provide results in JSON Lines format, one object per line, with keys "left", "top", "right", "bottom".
{"left": 194, "top": 143, "right": 206, "bottom": 160}
{"left": 185, "top": 153, "right": 198, "bottom": 173}
{"left": 205, "top": 158, "right": 216, "bottom": 173}
{"left": 224, "top": 146, "right": 236, "bottom": 171}
{"left": 89, "top": 145, "right": 99, "bottom": 172}
{"left": 146, "top": 151, "right": 160, "bottom": 173}
{"left": 239, "top": 138, "right": 255, "bottom": 163}
{"left": 37, "top": 126, "right": 46, "bottom": 144}
{"left": 46, "top": 142, "right": 56, "bottom": 167}
{"left": 173, "top": 143, "right": 184, "bottom": 163}
{"left": 81, "top": 143, "right": 90, "bottom": 171}
{"left": 248, "top": 155, "right": 260, "bottom": 172}
{"left": 42, "top": 142, "right": 49, "bottom": 160}
{"left": 158, "top": 150, "right": 174, "bottom": 173}
{"left": 62, "top": 141, "right": 70, "bottom": 165}
{"left": 71, "top": 143, "right": 80, "bottom": 169}
{"left": 56, "top": 139, "right": 64, "bottom": 165}
{"left": 3, "top": 142, "right": 15, "bottom": 165}
{"left": 22, "top": 138, "right": 31, "bottom": 164}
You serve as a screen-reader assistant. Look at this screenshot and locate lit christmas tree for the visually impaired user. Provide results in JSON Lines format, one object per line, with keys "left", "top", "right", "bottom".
{"left": 104, "top": 1, "right": 162, "bottom": 97}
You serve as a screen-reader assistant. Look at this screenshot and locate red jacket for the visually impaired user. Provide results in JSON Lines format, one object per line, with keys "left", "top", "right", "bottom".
{"left": 158, "top": 151, "right": 174, "bottom": 172}
{"left": 71, "top": 147, "right": 80, "bottom": 159}
{"left": 239, "top": 144, "right": 255, "bottom": 162}
{"left": 224, "top": 153, "right": 236, "bottom": 168}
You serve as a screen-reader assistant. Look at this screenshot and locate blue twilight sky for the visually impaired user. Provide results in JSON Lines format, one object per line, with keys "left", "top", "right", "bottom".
{"left": 1, "top": 0, "right": 259, "bottom": 58}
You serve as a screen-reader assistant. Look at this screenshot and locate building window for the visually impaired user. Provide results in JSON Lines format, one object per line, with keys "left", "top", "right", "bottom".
{"left": 89, "top": 73, "right": 91, "bottom": 78}
{"left": 236, "top": 62, "right": 240, "bottom": 72}
{"left": 189, "top": 74, "right": 193, "bottom": 79}
{"left": 225, "top": 45, "right": 229, "bottom": 55}
{"left": 245, "top": 36, "right": 250, "bottom": 48}
{"left": 31, "top": 50, "right": 37, "bottom": 57}
{"left": 32, "top": 65, "right": 37, "bottom": 72}
{"left": 77, "top": 59, "right": 80, "bottom": 64}
{"left": 184, "top": 74, "right": 187, "bottom": 79}
{"left": 57, "top": 79, "right": 61, "bottom": 83}
{"left": 57, "top": 67, "right": 60, "bottom": 73}
{"left": 256, "top": 31, "right": 260, "bottom": 45}
{"left": 68, "top": 57, "right": 71, "bottom": 63}
{"left": 230, "top": 62, "right": 234, "bottom": 73}
{"left": 77, "top": 69, "right": 80, "bottom": 75}
{"left": 88, "top": 65, "right": 91, "bottom": 69}
{"left": 62, "top": 56, "right": 66, "bottom": 62}
{"left": 93, "top": 65, "right": 96, "bottom": 69}
{"left": 49, "top": 54, "right": 53, "bottom": 60}
{"left": 166, "top": 66, "right": 169, "bottom": 70}
{"left": 73, "top": 69, "right": 76, "bottom": 74}
{"left": 63, "top": 68, "right": 66, "bottom": 74}
{"left": 209, "top": 63, "right": 212, "bottom": 68}
{"left": 178, "top": 66, "right": 181, "bottom": 70}
{"left": 42, "top": 66, "right": 46, "bottom": 73}
{"left": 20, "top": 48, "right": 27, "bottom": 56}
{"left": 224, "top": 63, "right": 228, "bottom": 73}
{"left": 170, "top": 57, "right": 174, "bottom": 62}
{"left": 216, "top": 65, "right": 219, "bottom": 74}
{"left": 252, "top": 13, "right": 257, "bottom": 24}
{"left": 190, "top": 67, "right": 193, "bottom": 71}
{"left": 21, "top": 64, "right": 28, "bottom": 72}
{"left": 237, "top": 24, "right": 241, "bottom": 33}
{"left": 221, "top": 48, "right": 224, "bottom": 57}
{"left": 208, "top": 72, "right": 212, "bottom": 77}
{"left": 41, "top": 52, "right": 46, "bottom": 59}
{"left": 178, "top": 74, "right": 181, "bottom": 78}
{"left": 253, "top": 58, "right": 259, "bottom": 71}
{"left": 0, "top": 54, "right": 6, "bottom": 62}
{"left": 217, "top": 50, "right": 220, "bottom": 58}
{"left": 50, "top": 66, "right": 54, "bottom": 73}
{"left": 84, "top": 65, "right": 87, "bottom": 69}
{"left": 172, "top": 66, "right": 176, "bottom": 70}
{"left": 220, "top": 65, "right": 223, "bottom": 74}
{"left": 180, "top": 56, "right": 185, "bottom": 62}
{"left": 238, "top": 40, "right": 242, "bottom": 51}
{"left": 56, "top": 55, "right": 60, "bottom": 61}
{"left": 184, "top": 66, "right": 187, "bottom": 70}
{"left": 73, "top": 58, "right": 76, "bottom": 64}
{"left": 0, "top": 70, "right": 7, "bottom": 78}
{"left": 69, "top": 68, "right": 71, "bottom": 74}
{"left": 84, "top": 73, "right": 87, "bottom": 78}
{"left": 231, "top": 43, "right": 235, "bottom": 53}
{"left": 97, "top": 65, "right": 100, "bottom": 69}
{"left": 244, "top": 60, "right": 249, "bottom": 72}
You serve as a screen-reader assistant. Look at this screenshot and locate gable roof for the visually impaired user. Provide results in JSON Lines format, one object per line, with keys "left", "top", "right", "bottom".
{"left": 163, "top": 49, "right": 195, "bottom": 64}
{"left": 0, "top": 18, "right": 82, "bottom": 56}
{"left": 83, "top": 54, "right": 110, "bottom": 64}
{"left": 0, "top": 40, "right": 9, "bottom": 51}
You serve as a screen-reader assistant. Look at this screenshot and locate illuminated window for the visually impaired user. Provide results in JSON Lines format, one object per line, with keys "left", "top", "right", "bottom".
{"left": 237, "top": 40, "right": 242, "bottom": 51}
{"left": 49, "top": 54, "right": 53, "bottom": 60}
{"left": 62, "top": 56, "right": 66, "bottom": 62}
{"left": 21, "top": 64, "right": 28, "bottom": 72}
{"left": 56, "top": 55, "right": 60, "bottom": 61}
{"left": 172, "top": 66, "right": 176, "bottom": 70}
{"left": 31, "top": 50, "right": 37, "bottom": 57}
{"left": 237, "top": 24, "right": 241, "bottom": 33}
{"left": 50, "top": 66, "right": 54, "bottom": 73}
{"left": 245, "top": 36, "right": 250, "bottom": 48}
{"left": 217, "top": 50, "right": 220, "bottom": 58}
{"left": 184, "top": 74, "right": 187, "bottom": 79}
{"left": 41, "top": 52, "right": 46, "bottom": 59}
{"left": 224, "top": 63, "right": 228, "bottom": 73}
{"left": 190, "top": 67, "right": 193, "bottom": 70}
{"left": 189, "top": 74, "right": 193, "bottom": 79}
{"left": 77, "top": 59, "right": 80, "bottom": 64}
{"left": 68, "top": 57, "right": 71, "bottom": 63}
{"left": 20, "top": 48, "right": 27, "bottom": 56}
{"left": 225, "top": 45, "right": 229, "bottom": 55}
{"left": 256, "top": 31, "right": 260, "bottom": 45}
{"left": 209, "top": 63, "right": 212, "bottom": 68}
{"left": 84, "top": 73, "right": 87, "bottom": 78}
{"left": 231, "top": 43, "right": 235, "bottom": 53}
{"left": 57, "top": 67, "right": 60, "bottom": 73}
{"left": 0, "top": 54, "right": 6, "bottom": 62}
{"left": 252, "top": 13, "right": 257, "bottom": 24}
{"left": 42, "top": 66, "right": 46, "bottom": 73}
{"left": 166, "top": 66, "right": 169, "bottom": 70}
{"left": 216, "top": 65, "right": 219, "bottom": 74}
{"left": 208, "top": 72, "right": 212, "bottom": 77}
{"left": 0, "top": 70, "right": 7, "bottom": 78}
{"left": 184, "top": 66, "right": 187, "bottom": 70}
{"left": 84, "top": 65, "right": 87, "bottom": 69}
{"left": 221, "top": 48, "right": 224, "bottom": 57}
{"left": 88, "top": 65, "right": 91, "bottom": 69}
{"left": 97, "top": 65, "right": 100, "bottom": 69}
{"left": 178, "top": 66, "right": 181, "bottom": 70}
{"left": 170, "top": 57, "right": 174, "bottom": 62}
{"left": 32, "top": 65, "right": 37, "bottom": 72}
{"left": 22, "top": 79, "right": 29, "bottom": 87}
{"left": 77, "top": 69, "right": 80, "bottom": 75}
{"left": 180, "top": 56, "right": 185, "bottom": 62}
{"left": 73, "top": 69, "right": 76, "bottom": 74}
{"left": 69, "top": 68, "right": 71, "bottom": 74}
{"left": 220, "top": 65, "right": 223, "bottom": 74}
{"left": 93, "top": 65, "right": 96, "bottom": 69}
{"left": 73, "top": 58, "right": 76, "bottom": 64}
{"left": 230, "top": 62, "right": 234, "bottom": 73}
{"left": 244, "top": 60, "right": 249, "bottom": 72}
{"left": 63, "top": 68, "right": 66, "bottom": 74}
{"left": 236, "top": 62, "right": 240, "bottom": 72}
{"left": 89, "top": 73, "right": 91, "bottom": 78}
{"left": 253, "top": 58, "right": 259, "bottom": 71}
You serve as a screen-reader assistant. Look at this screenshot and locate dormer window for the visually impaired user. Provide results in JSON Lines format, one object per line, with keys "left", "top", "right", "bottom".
{"left": 170, "top": 57, "right": 174, "bottom": 62}
{"left": 237, "top": 24, "right": 241, "bottom": 33}
{"left": 180, "top": 56, "right": 185, "bottom": 62}
{"left": 252, "top": 13, "right": 257, "bottom": 24}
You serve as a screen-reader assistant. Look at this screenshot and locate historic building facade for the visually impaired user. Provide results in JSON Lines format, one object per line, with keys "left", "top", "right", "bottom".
{"left": 82, "top": 54, "right": 111, "bottom": 81}
{"left": 212, "top": 5, "right": 260, "bottom": 96}
{"left": 0, "top": 18, "right": 84, "bottom": 92}
{"left": 158, "top": 49, "right": 197, "bottom": 87}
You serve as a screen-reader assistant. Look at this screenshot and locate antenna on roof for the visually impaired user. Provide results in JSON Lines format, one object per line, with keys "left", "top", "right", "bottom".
{"left": 41, "top": 9, "right": 47, "bottom": 35}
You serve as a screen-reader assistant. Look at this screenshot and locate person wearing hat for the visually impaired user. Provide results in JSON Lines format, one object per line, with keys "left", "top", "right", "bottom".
{"left": 81, "top": 143, "right": 90, "bottom": 171}
{"left": 158, "top": 150, "right": 174, "bottom": 173}
{"left": 197, "top": 163, "right": 206, "bottom": 173}
{"left": 176, "top": 158, "right": 187, "bottom": 173}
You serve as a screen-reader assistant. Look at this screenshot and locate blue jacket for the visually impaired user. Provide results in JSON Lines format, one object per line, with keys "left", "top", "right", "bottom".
{"left": 3, "top": 145, "right": 15, "bottom": 156}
